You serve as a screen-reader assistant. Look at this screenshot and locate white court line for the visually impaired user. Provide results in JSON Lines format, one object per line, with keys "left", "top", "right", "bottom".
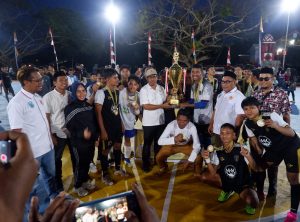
{"left": 161, "top": 164, "right": 178, "bottom": 222}
{"left": 131, "top": 158, "right": 145, "bottom": 196}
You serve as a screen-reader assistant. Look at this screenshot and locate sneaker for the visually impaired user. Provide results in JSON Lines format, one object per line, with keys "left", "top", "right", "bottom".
{"left": 102, "top": 174, "right": 114, "bottom": 186}
{"left": 89, "top": 163, "right": 98, "bottom": 173}
{"left": 82, "top": 180, "right": 96, "bottom": 191}
{"left": 74, "top": 187, "right": 89, "bottom": 197}
{"left": 217, "top": 190, "right": 235, "bottom": 202}
{"left": 245, "top": 205, "right": 256, "bottom": 215}
{"left": 124, "top": 158, "right": 132, "bottom": 167}
{"left": 109, "top": 160, "right": 115, "bottom": 167}
{"left": 114, "top": 169, "right": 127, "bottom": 177}
{"left": 284, "top": 211, "right": 298, "bottom": 222}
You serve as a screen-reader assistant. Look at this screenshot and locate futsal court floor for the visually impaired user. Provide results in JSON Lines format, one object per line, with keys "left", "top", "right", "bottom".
{"left": 62, "top": 147, "right": 296, "bottom": 222}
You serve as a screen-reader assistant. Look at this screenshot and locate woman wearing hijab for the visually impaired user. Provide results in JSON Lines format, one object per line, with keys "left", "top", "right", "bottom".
{"left": 64, "top": 82, "right": 99, "bottom": 197}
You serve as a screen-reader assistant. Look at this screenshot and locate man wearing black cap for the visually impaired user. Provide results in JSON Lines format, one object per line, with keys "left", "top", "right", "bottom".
{"left": 208, "top": 71, "right": 245, "bottom": 147}
{"left": 252, "top": 67, "right": 291, "bottom": 199}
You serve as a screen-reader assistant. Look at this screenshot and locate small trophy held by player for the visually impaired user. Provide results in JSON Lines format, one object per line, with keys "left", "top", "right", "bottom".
{"left": 167, "top": 47, "right": 183, "bottom": 106}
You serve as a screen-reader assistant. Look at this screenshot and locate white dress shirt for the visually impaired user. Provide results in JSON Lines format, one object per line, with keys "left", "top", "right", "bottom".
{"left": 140, "top": 83, "right": 166, "bottom": 126}
{"left": 43, "top": 89, "right": 70, "bottom": 138}
{"left": 7, "top": 88, "right": 53, "bottom": 158}
{"left": 213, "top": 87, "right": 245, "bottom": 134}
{"left": 158, "top": 120, "right": 201, "bottom": 162}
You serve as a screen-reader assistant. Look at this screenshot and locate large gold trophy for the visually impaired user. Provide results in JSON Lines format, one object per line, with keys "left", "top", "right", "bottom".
{"left": 168, "top": 48, "right": 183, "bottom": 105}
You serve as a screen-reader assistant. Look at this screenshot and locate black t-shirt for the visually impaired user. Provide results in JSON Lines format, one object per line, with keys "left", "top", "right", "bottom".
{"left": 245, "top": 119, "right": 298, "bottom": 153}
{"left": 101, "top": 88, "right": 122, "bottom": 131}
{"left": 46, "top": 72, "right": 54, "bottom": 88}
{"left": 1, "top": 72, "right": 12, "bottom": 87}
{"left": 217, "top": 146, "right": 251, "bottom": 193}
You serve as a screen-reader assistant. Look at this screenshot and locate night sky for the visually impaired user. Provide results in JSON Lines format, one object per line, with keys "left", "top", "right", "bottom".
{"left": 2, "top": 0, "right": 300, "bottom": 70}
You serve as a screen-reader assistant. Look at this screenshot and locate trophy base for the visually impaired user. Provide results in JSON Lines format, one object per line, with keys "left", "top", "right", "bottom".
{"left": 170, "top": 99, "right": 179, "bottom": 105}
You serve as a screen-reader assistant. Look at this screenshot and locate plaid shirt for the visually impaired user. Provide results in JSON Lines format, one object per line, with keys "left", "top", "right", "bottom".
{"left": 252, "top": 87, "right": 291, "bottom": 115}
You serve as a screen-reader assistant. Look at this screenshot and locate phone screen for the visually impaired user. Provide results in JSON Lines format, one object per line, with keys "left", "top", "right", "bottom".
{"left": 0, "top": 140, "right": 11, "bottom": 164}
{"left": 75, "top": 191, "right": 140, "bottom": 221}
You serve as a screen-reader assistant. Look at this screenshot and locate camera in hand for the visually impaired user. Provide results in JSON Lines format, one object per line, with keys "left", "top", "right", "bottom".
{"left": 0, "top": 140, "right": 11, "bottom": 164}
{"left": 74, "top": 191, "right": 140, "bottom": 221}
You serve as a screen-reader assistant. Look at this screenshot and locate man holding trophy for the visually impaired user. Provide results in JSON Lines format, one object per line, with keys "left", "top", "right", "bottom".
{"left": 140, "top": 67, "right": 171, "bottom": 172}
{"left": 189, "top": 64, "right": 214, "bottom": 148}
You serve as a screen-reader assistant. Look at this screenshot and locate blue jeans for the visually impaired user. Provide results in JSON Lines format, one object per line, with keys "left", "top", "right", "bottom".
{"left": 23, "top": 149, "right": 58, "bottom": 222}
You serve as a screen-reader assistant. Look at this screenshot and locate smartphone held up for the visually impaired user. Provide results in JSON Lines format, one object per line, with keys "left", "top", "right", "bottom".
{"left": 75, "top": 191, "right": 140, "bottom": 221}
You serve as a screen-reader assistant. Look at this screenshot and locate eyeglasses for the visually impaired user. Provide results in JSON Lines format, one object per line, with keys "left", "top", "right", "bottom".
{"left": 259, "top": 77, "right": 271, "bottom": 82}
{"left": 221, "top": 80, "right": 233, "bottom": 84}
{"left": 30, "top": 78, "right": 43, "bottom": 83}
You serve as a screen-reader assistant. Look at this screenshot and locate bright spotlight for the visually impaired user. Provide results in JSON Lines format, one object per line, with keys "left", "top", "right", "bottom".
{"left": 277, "top": 48, "right": 283, "bottom": 55}
{"left": 281, "top": 0, "right": 300, "bottom": 12}
{"left": 289, "top": 39, "right": 295, "bottom": 45}
{"left": 105, "top": 3, "right": 121, "bottom": 25}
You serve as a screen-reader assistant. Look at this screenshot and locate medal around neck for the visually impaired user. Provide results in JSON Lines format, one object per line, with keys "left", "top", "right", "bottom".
{"left": 207, "top": 145, "right": 214, "bottom": 152}
{"left": 112, "top": 105, "right": 119, "bottom": 116}
{"left": 257, "top": 119, "right": 265, "bottom": 127}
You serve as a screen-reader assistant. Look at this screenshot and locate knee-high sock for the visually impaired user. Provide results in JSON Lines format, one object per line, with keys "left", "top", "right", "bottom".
{"left": 255, "top": 171, "right": 266, "bottom": 194}
{"left": 267, "top": 166, "right": 278, "bottom": 194}
{"left": 124, "top": 145, "right": 132, "bottom": 159}
{"left": 100, "top": 153, "right": 109, "bottom": 176}
{"left": 290, "top": 184, "right": 300, "bottom": 213}
{"left": 114, "top": 149, "right": 122, "bottom": 170}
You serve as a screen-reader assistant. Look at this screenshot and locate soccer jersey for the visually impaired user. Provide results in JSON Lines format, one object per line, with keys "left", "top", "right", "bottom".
{"left": 95, "top": 88, "right": 122, "bottom": 131}
{"left": 119, "top": 88, "right": 140, "bottom": 130}
{"left": 244, "top": 112, "right": 297, "bottom": 153}
{"left": 216, "top": 145, "right": 252, "bottom": 193}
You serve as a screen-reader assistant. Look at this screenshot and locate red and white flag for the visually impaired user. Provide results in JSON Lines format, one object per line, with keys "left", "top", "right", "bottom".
{"left": 165, "top": 68, "right": 169, "bottom": 94}
{"left": 227, "top": 47, "right": 231, "bottom": 66}
{"left": 110, "top": 29, "right": 116, "bottom": 65}
{"left": 191, "top": 29, "right": 196, "bottom": 64}
{"left": 13, "top": 32, "right": 19, "bottom": 68}
{"left": 148, "top": 32, "right": 152, "bottom": 66}
{"left": 49, "top": 27, "right": 59, "bottom": 70}
{"left": 49, "top": 27, "right": 54, "bottom": 46}
{"left": 183, "top": 68, "right": 187, "bottom": 94}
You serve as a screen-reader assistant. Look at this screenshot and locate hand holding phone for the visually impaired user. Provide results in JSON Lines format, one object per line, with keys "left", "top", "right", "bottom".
{"left": 0, "top": 140, "right": 11, "bottom": 165}
{"left": 0, "top": 131, "right": 38, "bottom": 222}
{"left": 125, "top": 183, "right": 160, "bottom": 222}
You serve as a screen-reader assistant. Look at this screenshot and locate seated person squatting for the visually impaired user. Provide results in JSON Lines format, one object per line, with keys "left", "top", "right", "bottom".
{"left": 198, "top": 123, "right": 259, "bottom": 215}
{"left": 156, "top": 108, "right": 202, "bottom": 175}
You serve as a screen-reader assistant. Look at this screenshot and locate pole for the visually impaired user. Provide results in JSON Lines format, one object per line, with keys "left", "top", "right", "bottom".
{"left": 283, "top": 11, "right": 290, "bottom": 69}
{"left": 258, "top": 32, "right": 262, "bottom": 66}
{"left": 13, "top": 32, "right": 19, "bottom": 69}
{"left": 113, "top": 23, "right": 116, "bottom": 65}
